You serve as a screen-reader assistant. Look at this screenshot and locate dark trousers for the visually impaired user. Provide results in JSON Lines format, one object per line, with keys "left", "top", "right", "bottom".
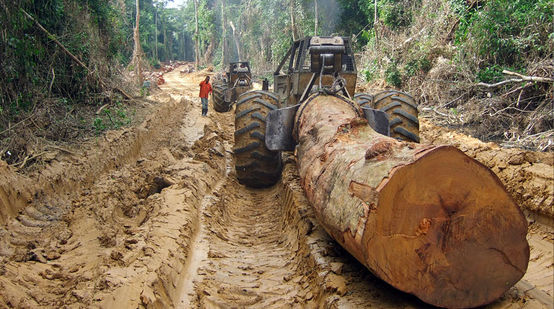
{"left": 201, "top": 97, "right": 208, "bottom": 116}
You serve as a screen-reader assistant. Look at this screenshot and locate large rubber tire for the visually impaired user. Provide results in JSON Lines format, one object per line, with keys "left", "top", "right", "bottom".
{"left": 212, "top": 82, "right": 231, "bottom": 112}
{"left": 353, "top": 93, "right": 374, "bottom": 108}
{"left": 233, "top": 90, "right": 282, "bottom": 187}
{"left": 373, "top": 90, "right": 420, "bottom": 143}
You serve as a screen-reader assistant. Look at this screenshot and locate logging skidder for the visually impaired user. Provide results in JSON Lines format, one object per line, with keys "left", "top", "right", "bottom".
{"left": 212, "top": 61, "right": 253, "bottom": 112}
{"left": 232, "top": 36, "right": 529, "bottom": 308}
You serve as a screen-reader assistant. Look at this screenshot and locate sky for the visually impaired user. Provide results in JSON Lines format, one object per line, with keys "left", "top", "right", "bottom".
{"left": 165, "top": 0, "right": 187, "bottom": 9}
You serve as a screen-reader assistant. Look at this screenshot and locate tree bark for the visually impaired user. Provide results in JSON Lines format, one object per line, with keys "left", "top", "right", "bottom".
{"left": 229, "top": 21, "right": 241, "bottom": 61}
{"left": 314, "top": 0, "right": 318, "bottom": 36}
{"left": 221, "top": 0, "right": 227, "bottom": 66}
{"left": 183, "top": 34, "right": 188, "bottom": 61}
{"left": 289, "top": 0, "right": 298, "bottom": 41}
{"left": 132, "top": 0, "right": 143, "bottom": 86}
{"left": 154, "top": 7, "right": 158, "bottom": 62}
{"left": 374, "top": 0, "right": 378, "bottom": 24}
{"left": 295, "top": 94, "right": 529, "bottom": 308}
{"left": 203, "top": 37, "right": 214, "bottom": 64}
{"left": 193, "top": 0, "right": 200, "bottom": 69}
{"left": 167, "top": 28, "right": 173, "bottom": 61}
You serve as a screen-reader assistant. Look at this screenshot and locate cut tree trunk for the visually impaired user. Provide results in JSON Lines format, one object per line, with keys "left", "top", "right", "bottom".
{"left": 314, "top": 0, "right": 318, "bottom": 35}
{"left": 229, "top": 21, "right": 241, "bottom": 61}
{"left": 193, "top": 0, "right": 199, "bottom": 69}
{"left": 132, "top": 0, "right": 143, "bottom": 86}
{"left": 289, "top": 0, "right": 298, "bottom": 41}
{"left": 221, "top": 0, "right": 227, "bottom": 66}
{"left": 295, "top": 94, "right": 529, "bottom": 308}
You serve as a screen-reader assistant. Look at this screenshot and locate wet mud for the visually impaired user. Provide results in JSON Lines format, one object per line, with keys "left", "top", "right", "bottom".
{"left": 0, "top": 68, "right": 551, "bottom": 308}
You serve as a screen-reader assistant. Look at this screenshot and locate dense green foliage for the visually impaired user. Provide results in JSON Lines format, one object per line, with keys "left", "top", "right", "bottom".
{"left": 0, "top": 0, "right": 193, "bottom": 127}
{"left": 453, "top": 0, "right": 553, "bottom": 82}
{"left": 0, "top": 0, "right": 552, "bottom": 152}
{"left": 357, "top": 0, "right": 552, "bottom": 85}
{"left": 0, "top": 0, "right": 129, "bottom": 121}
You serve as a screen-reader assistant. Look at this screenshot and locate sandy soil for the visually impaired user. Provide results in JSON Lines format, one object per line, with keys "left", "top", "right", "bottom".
{"left": 0, "top": 67, "right": 552, "bottom": 308}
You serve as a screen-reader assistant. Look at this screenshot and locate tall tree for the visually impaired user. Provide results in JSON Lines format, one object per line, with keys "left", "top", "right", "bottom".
{"left": 229, "top": 21, "right": 241, "bottom": 61}
{"left": 221, "top": 0, "right": 227, "bottom": 66}
{"left": 154, "top": 5, "right": 158, "bottom": 61}
{"left": 193, "top": 0, "right": 199, "bottom": 69}
{"left": 314, "top": 0, "right": 318, "bottom": 35}
{"left": 131, "top": 0, "right": 144, "bottom": 85}
{"left": 289, "top": 0, "right": 298, "bottom": 40}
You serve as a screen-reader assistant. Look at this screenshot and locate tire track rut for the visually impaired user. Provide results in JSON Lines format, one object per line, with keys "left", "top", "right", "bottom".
{"left": 186, "top": 178, "right": 319, "bottom": 307}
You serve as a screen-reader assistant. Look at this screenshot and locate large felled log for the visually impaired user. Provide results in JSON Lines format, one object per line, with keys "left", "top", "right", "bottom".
{"left": 295, "top": 94, "right": 529, "bottom": 308}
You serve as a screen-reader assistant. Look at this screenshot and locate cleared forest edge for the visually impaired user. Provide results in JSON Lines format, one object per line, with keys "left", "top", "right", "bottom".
{"left": 0, "top": 93, "right": 190, "bottom": 226}
{"left": 0, "top": 86, "right": 227, "bottom": 306}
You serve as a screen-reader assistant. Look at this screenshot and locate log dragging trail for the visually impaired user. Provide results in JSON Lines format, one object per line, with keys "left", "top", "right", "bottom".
{"left": 295, "top": 94, "right": 530, "bottom": 308}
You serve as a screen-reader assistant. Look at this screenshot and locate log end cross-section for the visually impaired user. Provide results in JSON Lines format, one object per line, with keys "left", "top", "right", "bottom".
{"left": 368, "top": 146, "right": 529, "bottom": 308}
{"left": 295, "top": 94, "right": 529, "bottom": 308}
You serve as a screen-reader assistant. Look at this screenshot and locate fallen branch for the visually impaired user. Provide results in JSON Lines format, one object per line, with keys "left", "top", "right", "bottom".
{"left": 401, "top": 27, "right": 426, "bottom": 47}
{"left": 0, "top": 114, "right": 35, "bottom": 136}
{"left": 17, "top": 155, "right": 30, "bottom": 169}
{"left": 96, "top": 104, "right": 109, "bottom": 115}
{"left": 489, "top": 105, "right": 533, "bottom": 117}
{"left": 421, "top": 107, "right": 463, "bottom": 125}
{"left": 21, "top": 9, "right": 134, "bottom": 101}
{"left": 503, "top": 70, "right": 554, "bottom": 83}
{"left": 439, "top": 94, "right": 464, "bottom": 108}
{"left": 502, "top": 82, "right": 532, "bottom": 98}
{"left": 9, "top": 151, "right": 47, "bottom": 170}
{"left": 49, "top": 67, "right": 55, "bottom": 95}
{"left": 477, "top": 70, "right": 554, "bottom": 88}
{"left": 477, "top": 78, "right": 523, "bottom": 88}
{"left": 422, "top": 106, "right": 450, "bottom": 118}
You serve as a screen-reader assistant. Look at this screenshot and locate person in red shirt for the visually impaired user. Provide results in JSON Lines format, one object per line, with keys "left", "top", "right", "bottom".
{"left": 199, "top": 76, "right": 212, "bottom": 116}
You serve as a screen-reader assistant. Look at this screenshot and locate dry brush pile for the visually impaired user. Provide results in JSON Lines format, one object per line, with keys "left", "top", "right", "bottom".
{"left": 357, "top": 0, "right": 553, "bottom": 151}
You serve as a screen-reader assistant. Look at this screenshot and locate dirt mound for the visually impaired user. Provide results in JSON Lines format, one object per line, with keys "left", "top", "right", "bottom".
{"left": 0, "top": 92, "right": 225, "bottom": 307}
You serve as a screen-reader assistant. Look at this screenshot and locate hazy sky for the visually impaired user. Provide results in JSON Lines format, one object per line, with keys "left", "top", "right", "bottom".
{"left": 165, "top": 0, "right": 187, "bottom": 8}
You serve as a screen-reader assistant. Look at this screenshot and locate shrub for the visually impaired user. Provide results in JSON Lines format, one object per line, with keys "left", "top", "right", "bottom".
{"left": 385, "top": 62, "right": 403, "bottom": 87}
{"left": 476, "top": 65, "right": 504, "bottom": 83}
{"left": 380, "top": 0, "right": 414, "bottom": 29}
{"left": 404, "top": 57, "right": 432, "bottom": 77}
{"left": 454, "top": 0, "right": 553, "bottom": 70}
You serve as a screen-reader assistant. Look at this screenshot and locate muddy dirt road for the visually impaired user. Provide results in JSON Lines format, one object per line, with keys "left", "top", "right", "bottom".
{"left": 0, "top": 67, "right": 552, "bottom": 308}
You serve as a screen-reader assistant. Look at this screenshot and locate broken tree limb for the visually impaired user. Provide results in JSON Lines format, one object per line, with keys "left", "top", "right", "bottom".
{"left": 477, "top": 70, "right": 554, "bottom": 88}
{"left": 20, "top": 9, "right": 134, "bottom": 101}
{"left": 502, "top": 70, "right": 554, "bottom": 83}
{"left": 477, "top": 78, "right": 524, "bottom": 88}
{"left": 295, "top": 94, "right": 529, "bottom": 308}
